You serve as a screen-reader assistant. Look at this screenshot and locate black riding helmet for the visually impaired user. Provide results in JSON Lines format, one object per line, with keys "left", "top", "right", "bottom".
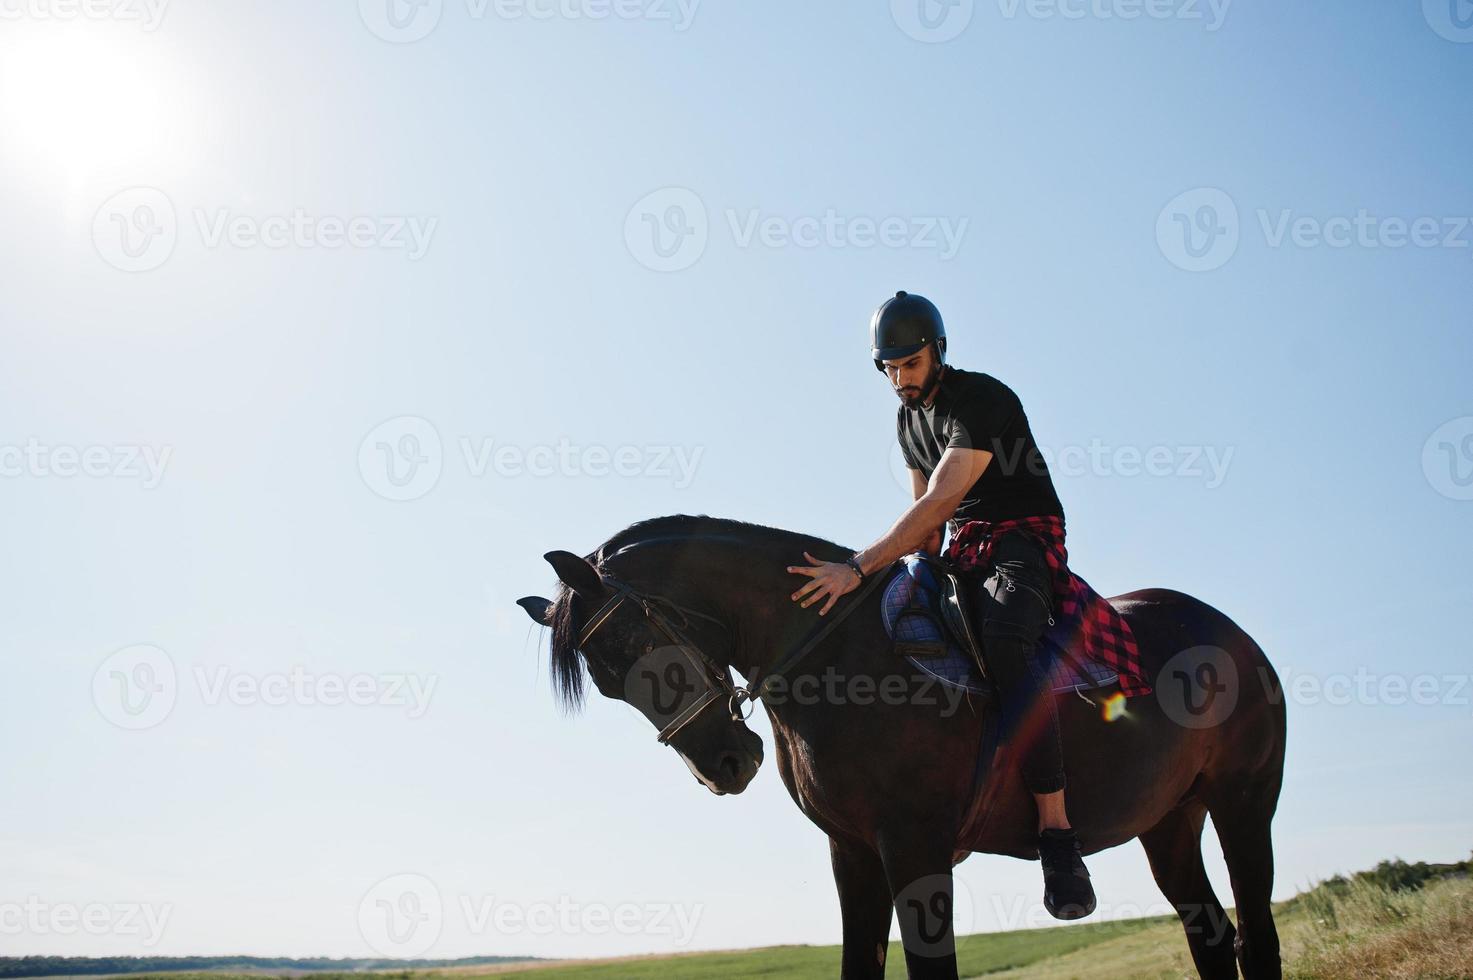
{"left": 870, "top": 291, "right": 946, "bottom": 371}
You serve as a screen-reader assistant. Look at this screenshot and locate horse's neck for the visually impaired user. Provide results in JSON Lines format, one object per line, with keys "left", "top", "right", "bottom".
{"left": 627, "top": 530, "right": 835, "bottom": 682}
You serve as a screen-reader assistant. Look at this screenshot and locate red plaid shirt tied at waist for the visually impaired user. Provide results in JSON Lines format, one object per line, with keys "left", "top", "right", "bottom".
{"left": 943, "top": 515, "right": 1152, "bottom": 698}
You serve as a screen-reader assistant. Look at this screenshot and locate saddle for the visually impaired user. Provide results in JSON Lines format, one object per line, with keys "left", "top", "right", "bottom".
{"left": 879, "top": 552, "right": 1119, "bottom": 698}
{"left": 882, "top": 553, "right": 983, "bottom": 667}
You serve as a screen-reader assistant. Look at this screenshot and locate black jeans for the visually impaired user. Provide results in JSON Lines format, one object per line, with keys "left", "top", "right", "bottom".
{"left": 965, "top": 531, "right": 1066, "bottom": 795}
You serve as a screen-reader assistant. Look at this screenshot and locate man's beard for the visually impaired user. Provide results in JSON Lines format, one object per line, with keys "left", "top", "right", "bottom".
{"left": 895, "top": 360, "right": 944, "bottom": 408}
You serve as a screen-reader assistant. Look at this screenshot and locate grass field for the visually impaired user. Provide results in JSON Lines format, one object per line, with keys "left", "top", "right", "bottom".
{"left": 33, "top": 861, "right": 1473, "bottom": 980}
{"left": 415, "top": 876, "right": 1468, "bottom": 977}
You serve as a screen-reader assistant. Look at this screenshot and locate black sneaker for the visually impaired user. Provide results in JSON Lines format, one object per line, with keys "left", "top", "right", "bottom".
{"left": 1037, "top": 828, "right": 1096, "bottom": 920}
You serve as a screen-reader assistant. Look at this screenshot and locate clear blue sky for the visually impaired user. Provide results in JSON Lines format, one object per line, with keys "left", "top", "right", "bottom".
{"left": 1, "top": 0, "right": 1470, "bottom": 961}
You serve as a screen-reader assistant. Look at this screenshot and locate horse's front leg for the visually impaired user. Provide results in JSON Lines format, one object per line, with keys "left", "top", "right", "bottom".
{"left": 877, "top": 818, "right": 963, "bottom": 980}
{"left": 830, "top": 836, "right": 894, "bottom": 979}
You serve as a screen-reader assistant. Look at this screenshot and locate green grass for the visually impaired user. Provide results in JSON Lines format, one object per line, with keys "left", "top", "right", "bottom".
{"left": 1284, "top": 874, "right": 1473, "bottom": 979}
{"left": 75, "top": 859, "right": 1473, "bottom": 980}
{"left": 412, "top": 916, "right": 1169, "bottom": 978}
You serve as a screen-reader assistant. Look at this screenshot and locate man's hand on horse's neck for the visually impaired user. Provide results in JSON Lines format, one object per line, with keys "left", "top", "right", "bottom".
{"left": 851, "top": 445, "right": 993, "bottom": 578}
{"left": 786, "top": 441, "right": 993, "bottom": 615}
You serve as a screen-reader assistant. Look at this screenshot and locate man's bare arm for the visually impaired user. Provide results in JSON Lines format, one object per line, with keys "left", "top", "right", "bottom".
{"left": 853, "top": 447, "right": 991, "bottom": 576}
{"left": 909, "top": 468, "right": 944, "bottom": 555}
{"left": 909, "top": 467, "right": 928, "bottom": 501}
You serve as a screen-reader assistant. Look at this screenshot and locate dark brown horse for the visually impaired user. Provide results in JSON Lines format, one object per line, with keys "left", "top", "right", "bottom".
{"left": 517, "top": 515, "right": 1286, "bottom": 979}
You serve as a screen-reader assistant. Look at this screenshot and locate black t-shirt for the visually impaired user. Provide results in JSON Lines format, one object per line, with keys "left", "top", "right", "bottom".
{"left": 896, "top": 366, "right": 1065, "bottom": 526}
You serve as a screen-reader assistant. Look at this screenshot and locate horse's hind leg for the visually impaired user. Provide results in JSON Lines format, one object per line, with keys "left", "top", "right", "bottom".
{"left": 1138, "top": 800, "right": 1239, "bottom": 979}
{"left": 1203, "top": 774, "right": 1283, "bottom": 980}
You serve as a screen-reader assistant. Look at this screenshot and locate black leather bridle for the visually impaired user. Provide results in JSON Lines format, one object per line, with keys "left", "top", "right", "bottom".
{"left": 575, "top": 567, "right": 889, "bottom": 745}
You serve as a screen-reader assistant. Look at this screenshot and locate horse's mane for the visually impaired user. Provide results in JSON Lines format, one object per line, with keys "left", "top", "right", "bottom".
{"left": 545, "top": 514, "right": 839, "bottom": 713}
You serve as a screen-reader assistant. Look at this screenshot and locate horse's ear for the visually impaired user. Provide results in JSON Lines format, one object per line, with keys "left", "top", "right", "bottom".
{"left": 516, "top": 596, "right": 552, "bottom": 624}
{"left": 544, "top": 550, "right": 605, "bottom": 599}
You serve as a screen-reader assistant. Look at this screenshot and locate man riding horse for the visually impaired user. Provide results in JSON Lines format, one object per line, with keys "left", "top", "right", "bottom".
{"left": 787, "top": 290, "right": 1110, "bottom": 920}
{"left": 522, "top": 302, "right": 1284, "bottom": 972}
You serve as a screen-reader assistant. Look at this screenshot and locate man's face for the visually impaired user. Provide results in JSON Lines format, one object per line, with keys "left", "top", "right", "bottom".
{"left": 884, "top": 345, "right": 943, "bottom": 408}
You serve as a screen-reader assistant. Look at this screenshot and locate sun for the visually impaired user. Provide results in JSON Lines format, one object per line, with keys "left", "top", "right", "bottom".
{"left": 0, "top": 25, "right": 189, "bottom": 191}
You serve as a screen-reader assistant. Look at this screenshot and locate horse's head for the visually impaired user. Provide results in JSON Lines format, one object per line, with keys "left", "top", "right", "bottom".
{"left": 518, "top": 549, "right": 764, "bottom": 795}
